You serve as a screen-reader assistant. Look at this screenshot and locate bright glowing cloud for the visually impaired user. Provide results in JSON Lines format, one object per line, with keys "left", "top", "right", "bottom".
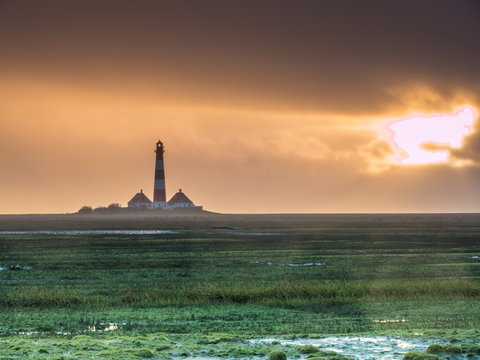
{"left": 386, "top": 106, "right": 477, "bottom": 165}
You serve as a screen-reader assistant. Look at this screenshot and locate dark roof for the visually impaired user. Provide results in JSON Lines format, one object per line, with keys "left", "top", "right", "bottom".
{"left": 128, "top": 190, "right": 152, "bottom": 204}
{"left": 168, "top": 189, "right": 194, "bottom": 205}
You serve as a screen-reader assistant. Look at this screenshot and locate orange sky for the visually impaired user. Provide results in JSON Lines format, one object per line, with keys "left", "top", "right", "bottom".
{"left": 1, "top": 1, "right": 479, "bottom": 214}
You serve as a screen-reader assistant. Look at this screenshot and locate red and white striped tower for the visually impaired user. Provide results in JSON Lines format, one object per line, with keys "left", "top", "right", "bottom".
{"left": 153, "top": 140, "right": 166, "bottom": 205}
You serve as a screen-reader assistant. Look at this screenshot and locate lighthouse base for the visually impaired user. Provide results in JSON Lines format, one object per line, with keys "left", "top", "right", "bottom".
{"left": 151, "top": 201, "right": 168, "bottom": 209}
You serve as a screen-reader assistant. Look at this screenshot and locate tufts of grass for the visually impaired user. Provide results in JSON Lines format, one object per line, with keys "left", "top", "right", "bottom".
{"left": 230, "top": 346, "right": 258, "bottom": 356}
{"left": 461, "top": 343, "right": 480, "bottom": 355}
{"left": 426, "top": 344, "right": 443, "bottom": 354}
{"left": 298, "top": 344, "right": 319, "bottom": 354}
{"left": 444, "top": 344, "right": 462, "bottom": 354}
{"left": 403, "top": 351, "right": 439, "bottom": 360}
{"left": 129, "top": 348, "right": 155, "bottom": 358}
{"left": 155, "top": 344, "right": 171, "bottom": 351}
{"left": 4, "top": 278, "right": 479, "bottom": 308}
{"left": 307, "top": 351, "right": 354, "bottom": 360}
{"left": 269, "top": 350, "right": 287, "bottom": 360}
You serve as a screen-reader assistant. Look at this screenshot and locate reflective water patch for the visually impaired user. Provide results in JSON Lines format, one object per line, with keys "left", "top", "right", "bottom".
{"left": 251, "top": 336, "right": 435, "bottom": 360}
{"left": 372, "top": 319, "right": 407, "bottom": 323}
{"left": 250, "top": 260, "right": 325, "bottom": 267}
{"left": 88, "top": 322, "right": 124, "bottom": 332}
{"left": 0, "top": 264, "right": 32, "bottom": 271}
{"left": 286, "top": 262, "right": 325, "bottom": 267}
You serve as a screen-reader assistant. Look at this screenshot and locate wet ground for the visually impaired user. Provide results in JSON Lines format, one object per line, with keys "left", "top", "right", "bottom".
{"left": 3, "top": 333, "right": 476, "bottom": 359}
{"left": 252, "top": 336, "right": 434, "bottom": 360}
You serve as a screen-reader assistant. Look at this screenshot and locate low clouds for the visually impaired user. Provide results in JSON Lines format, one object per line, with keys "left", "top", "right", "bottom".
{"left": 451, "top": 126, "right": 480, "bottom": 165}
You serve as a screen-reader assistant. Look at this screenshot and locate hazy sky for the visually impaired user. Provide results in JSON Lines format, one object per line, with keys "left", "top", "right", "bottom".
{"left": 1, "top": 0, "right": 479, "bottom": 214}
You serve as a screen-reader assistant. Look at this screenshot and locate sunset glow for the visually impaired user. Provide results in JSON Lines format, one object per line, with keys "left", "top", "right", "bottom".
{"left": 387, "top": 106, "right": 476, "bottom": 165}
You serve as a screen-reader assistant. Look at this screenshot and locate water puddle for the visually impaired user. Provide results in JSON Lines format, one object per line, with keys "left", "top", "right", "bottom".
{"left": 250, "top": 260, "right": 274, "bottom": 265}
{"left": 10, "top": 322, "right": 125, "bottom": 336}
{"left": 372, "top": 319, "right": 407, "bottom": 323}
{"left": 250, "top": 260, "right": 325, "bottom": 267}
{"left": 16, "top": 331, "right": 71, "bottom": 336}
{"left": 251, "top": 336, "right": 434, "bottom": 360}
{"left": 88, "top": 322, "right": 125, "bottom": 332}
{"left": 0, "top": 264, "right": 32, "bottom": 271}
{"left": 0, "top": 230, "right": 178, "bottom": 235}
{"left": 232, "top": 232, "right": 282, "bottom": 236}
{"left": 286, "top": 262, "right": 326, "bottom": 267}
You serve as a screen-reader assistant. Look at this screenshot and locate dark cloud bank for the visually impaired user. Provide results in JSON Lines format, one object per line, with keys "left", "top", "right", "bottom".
{"left": 1, "top": 0, "right": 479, "bottom": 112}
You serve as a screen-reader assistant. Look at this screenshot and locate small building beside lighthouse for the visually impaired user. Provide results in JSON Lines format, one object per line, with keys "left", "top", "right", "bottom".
{"left": 127, "top": 190, "right": 152, "bottom": 209}
{"left": 168, "top": 189, "right": 196, "bottom": 208}
{"left": 128, "top": 140, "right": 202, "bottom": 210}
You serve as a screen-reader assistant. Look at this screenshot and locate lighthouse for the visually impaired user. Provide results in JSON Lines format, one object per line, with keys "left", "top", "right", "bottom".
{"left": 127, "top": 140, "right": 202, "bottom": 210}
{"left": 153, "top": 140, "right": 167, "bottom": 208}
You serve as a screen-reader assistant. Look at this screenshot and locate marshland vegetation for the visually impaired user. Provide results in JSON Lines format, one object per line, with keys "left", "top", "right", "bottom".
{"left": 1, "top": 213, "right": 479, "bottom": 358}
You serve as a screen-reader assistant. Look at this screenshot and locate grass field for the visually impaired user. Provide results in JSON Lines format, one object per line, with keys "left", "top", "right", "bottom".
{"left": 0, "top": 213, "right": 479, "bottom": 359}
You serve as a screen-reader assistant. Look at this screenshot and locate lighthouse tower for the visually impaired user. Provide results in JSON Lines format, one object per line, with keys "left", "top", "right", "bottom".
{"left": 153, "top": 140, "right": 167, "bottom": 208}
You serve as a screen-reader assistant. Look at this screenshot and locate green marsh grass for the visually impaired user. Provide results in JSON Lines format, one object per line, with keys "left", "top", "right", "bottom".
{"left": 1, "top": 214, "right": 480, "bottom": 341}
